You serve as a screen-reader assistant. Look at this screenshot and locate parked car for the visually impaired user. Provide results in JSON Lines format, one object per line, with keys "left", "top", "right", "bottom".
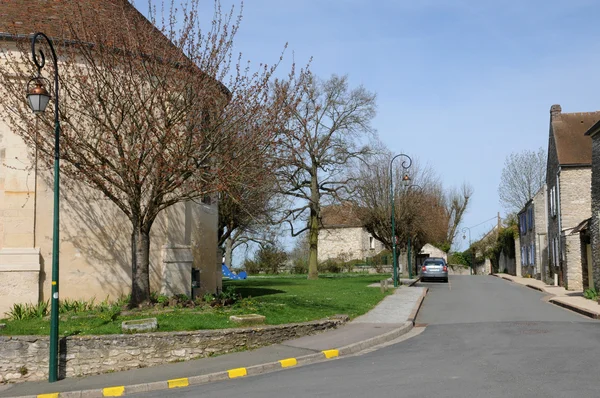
{"left": 420, "top": 257, "right": 448, "bottom": 283}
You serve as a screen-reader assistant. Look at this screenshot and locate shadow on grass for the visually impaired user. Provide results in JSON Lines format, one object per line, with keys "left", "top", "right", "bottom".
{"left": 234, "top": 287, "right": 286, "bottom": 298}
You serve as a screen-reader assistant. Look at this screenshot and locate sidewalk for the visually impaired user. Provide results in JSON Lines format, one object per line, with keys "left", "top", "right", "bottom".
{"left": 0, "top": 283, "right": 426, "bottom": 398}
{"left": 493, "top": 273, "right": 600, "bottom": 320}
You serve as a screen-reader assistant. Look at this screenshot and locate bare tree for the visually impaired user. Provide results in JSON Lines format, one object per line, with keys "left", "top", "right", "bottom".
{"left": 0, "top": 0, "right": 304, "bottom": 305}
{"left": 498, "top": 147, "right": 546, "bottom": 213}
{"left": 275, "top": 74, "right": 377, "bottom": 279}
{"left": 445, "top": 183, "right": 474, "bottom": 249}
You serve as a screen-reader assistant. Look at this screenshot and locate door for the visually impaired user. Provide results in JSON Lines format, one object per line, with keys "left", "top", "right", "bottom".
{"left": 587, "top": 244, "right": 593, "bottom": 290}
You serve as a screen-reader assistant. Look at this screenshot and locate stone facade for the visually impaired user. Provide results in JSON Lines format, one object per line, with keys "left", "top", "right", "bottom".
{"left": 0, "top": 318, "right": 345, "bottom": 383}
{"left": 418, "top": 243, "right": 447, "bottom": 262}
{"left": 585, "top": 123, "right": 600, "bottom": 291}
{"left": 318, "top": 226, "right": 385, "bottom": 263}
{"left": 517, "top": 186, "right": 548, "bottom": 279}
{"left": 0, "top": 46, "right": 221, "bottom": 314}
{"left": 546, "top": 105, "right": 598, "bottom": 291}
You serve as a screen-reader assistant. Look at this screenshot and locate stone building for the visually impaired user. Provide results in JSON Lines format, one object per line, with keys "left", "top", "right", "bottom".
{"left": 582, "top": 119, "right": 600, "bottom": 291}
{"left": 317, "top": 204, "right": 385, "bottom": 263}
{"left": 516, "top": 186, "right": 547, "bottom": 280}
{"left": 0, "top": 0, "right": 222, "bottom": 316}
{"left": 545, "top": 104, "right": 600, "bottom": 291}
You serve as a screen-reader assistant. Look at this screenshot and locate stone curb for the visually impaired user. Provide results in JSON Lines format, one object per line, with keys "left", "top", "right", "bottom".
{"left": 493, "top": 274, "right": 600, "bottom": 320}
{"left": 5, "top": 289, "right": 428, "bottom": 398}
{"left": 549, "top": 299, "right": 600, "bottom": 320}
{"left": 407, "top": 287, "right": 428, "bottom": 324}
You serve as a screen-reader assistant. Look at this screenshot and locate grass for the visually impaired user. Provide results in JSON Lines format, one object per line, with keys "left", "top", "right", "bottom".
{"left": 0, "top": 274, "right": 393, "bottom": 336}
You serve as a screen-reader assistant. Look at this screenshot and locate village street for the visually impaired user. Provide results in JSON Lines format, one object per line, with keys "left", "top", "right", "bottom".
{"left": 131, "top": 275, "right": 598, "bottom": 398}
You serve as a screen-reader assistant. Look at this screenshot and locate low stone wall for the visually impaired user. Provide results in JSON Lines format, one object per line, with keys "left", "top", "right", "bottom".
{"left": 0, "top": 318, "right": 346, "bottom": 383}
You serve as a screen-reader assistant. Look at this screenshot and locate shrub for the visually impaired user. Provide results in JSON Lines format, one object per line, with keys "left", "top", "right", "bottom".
{"left": 291, "top": 258, "right": 308, "bottom": 274}
{"left": 584, "top": 288, "right": 598, "bottom": 301}
{"left": 243, "top": 259, "right": 262, "bottom": 275}
{"left": 318, "top": 259, "right": 342, "bottom": 273}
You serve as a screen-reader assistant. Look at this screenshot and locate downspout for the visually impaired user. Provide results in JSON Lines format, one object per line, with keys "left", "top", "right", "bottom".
{"left": 544, "top": 183, "right": 549, "bottom": 283}
{"left": 556, "top": 168, "right": 562, "bottom": 285}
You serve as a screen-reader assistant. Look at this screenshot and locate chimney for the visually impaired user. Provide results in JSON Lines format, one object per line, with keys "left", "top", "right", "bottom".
{"left": 550, "top": 104, "right": 562, "bottom": 119}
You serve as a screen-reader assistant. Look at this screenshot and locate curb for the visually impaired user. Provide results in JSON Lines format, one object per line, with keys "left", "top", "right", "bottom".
{"left": 406, "top": 278, "right": 421, "bottom": 287}
{"left": 7, "top": 292, "right": 429, "bottom": 398}
{"left": 407, "top": 287, "right": 428, "bottom": 324}
{"left": 549, "top": 299, "right": 600, "bottom": 320}
{"left": 525, "top": 284, "right": 544, "bottom": 292}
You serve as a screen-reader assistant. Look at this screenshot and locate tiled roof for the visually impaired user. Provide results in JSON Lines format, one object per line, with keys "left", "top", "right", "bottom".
{"left": 320, "top": 204, "right": 363, "bottom": 228}
{"left": 550, "top": 105, "right": 600, "bottom": 166}
{"left": 0, "top": 0, "right": 172, "bottom": 51}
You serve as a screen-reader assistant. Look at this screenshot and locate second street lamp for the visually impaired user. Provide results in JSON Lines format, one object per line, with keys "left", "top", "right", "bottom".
{"left": 405, "top": 184, "right": 422, "bottom": 280}
{"left": 462, "top": 226, "right": 472, "bottom": 276}
{"left": 390, "top": 154, "right": 412, "bottom": 287}
{"left": 26, "top": 32, "right": 61, "bottom": 383}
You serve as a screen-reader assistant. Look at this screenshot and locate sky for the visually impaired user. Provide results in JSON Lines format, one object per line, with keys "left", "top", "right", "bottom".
{"left": 136, "top": 0, "right": 600, "bottom": 251}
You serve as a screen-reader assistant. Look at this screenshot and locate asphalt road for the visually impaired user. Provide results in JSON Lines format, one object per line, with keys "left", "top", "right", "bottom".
{"left": 131, "top": 275, "right": 600, "bottom": 398}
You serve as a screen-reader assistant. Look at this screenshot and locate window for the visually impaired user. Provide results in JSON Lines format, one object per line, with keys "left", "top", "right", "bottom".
{"left": 369, "top": 236, "right": 375, "bottom": 250}
{"left": 530, "top": 243, "right": 535, "bottom": 265}
{"left": 550, "top": 187, "right": 556, "bottom": 217}
{"left": 528, "top": 207, "right": 533, "bottom": 231}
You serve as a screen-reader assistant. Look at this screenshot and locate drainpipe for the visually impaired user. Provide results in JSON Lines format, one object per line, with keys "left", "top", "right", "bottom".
{"left": 556, "top": 169, "right": 562, "bottom": 286}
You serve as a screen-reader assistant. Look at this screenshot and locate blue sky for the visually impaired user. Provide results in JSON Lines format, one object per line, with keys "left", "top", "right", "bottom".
{"left": 137, "top": 0, "right": 600, "bottom": 250}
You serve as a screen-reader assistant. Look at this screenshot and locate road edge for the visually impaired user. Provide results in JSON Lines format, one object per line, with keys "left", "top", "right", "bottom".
{"left": 7, "top": 288, "right": 429, "bottom": 398}
{"left": 492, "top": 274, "right": 599, "bottom": 320}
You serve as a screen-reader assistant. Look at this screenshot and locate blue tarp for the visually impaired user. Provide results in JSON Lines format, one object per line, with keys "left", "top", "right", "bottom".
{"left": 222, "top": 263, "right": 247, "bottom": 280}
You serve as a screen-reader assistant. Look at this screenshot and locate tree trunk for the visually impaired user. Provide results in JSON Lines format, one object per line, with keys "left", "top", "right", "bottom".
{"left": 131, "top": 225, "right": 151, "bottom": 307}
{"left": 308, "top": 208, "right": 319, "bottom": 279}
{"left": 225, "top": 238, "right": 233, "bottom": 266}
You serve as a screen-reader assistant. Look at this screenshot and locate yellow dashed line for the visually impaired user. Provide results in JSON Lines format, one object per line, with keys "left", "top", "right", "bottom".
{"left": 103, "top": 386, "right": 125, "bottom": 396}
{"left": 322, "top": 349, "right": 339, "bottom": 358}
{"left": 228, "top": 367, "right": 247, "bottom": 378}
{"left": 168, "top": 377, "right": 189, "bottom": 388}
{"left": 279, "top": 358, "right": 297, "bottom": 368}
{"left": 38, "top": 394, "right": 59, "bottom": 398}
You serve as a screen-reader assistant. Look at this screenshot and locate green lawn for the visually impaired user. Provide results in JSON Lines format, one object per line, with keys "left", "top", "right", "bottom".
{"left": 0, "top": 274, "right": 392, "bottom": 336}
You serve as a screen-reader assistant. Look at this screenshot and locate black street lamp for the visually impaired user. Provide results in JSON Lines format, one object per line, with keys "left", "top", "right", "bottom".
{"left": 462, "top": 226, "right": 472, "bottom": 276}
{"left": 390, "top": 154, "right": 412, "bottom": 287}
{"left": 26, "top": 32, "right": 61, "bottom": 383}
{"left": 405, "top": 184, "right": 422, "bottom": 280}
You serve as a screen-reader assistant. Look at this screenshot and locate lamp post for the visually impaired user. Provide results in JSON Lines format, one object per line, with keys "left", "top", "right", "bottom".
{"left": 406, "top": 184, "right": 422, "bottom": 280}
{"left": 462, "top": 227, "right": 472, "bottom": 276}
{"left": 26, "top": 32, "right": 60, "bottom": 383}
{"left": 390, "top": 154, "right": 412, "bottom": 287}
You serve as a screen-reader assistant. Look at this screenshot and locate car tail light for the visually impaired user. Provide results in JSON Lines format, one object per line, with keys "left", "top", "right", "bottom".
{"left": 443, "top": 265, "right": 448, "bottom": 272}
{"left": 421, "top": 266, "right": 426, "bottom": 272}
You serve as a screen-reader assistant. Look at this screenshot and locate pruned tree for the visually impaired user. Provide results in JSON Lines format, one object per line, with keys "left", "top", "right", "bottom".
{"left": 0, "top": 0, "right": 304, "bottom": 306}
{"left": 274, "top": 73, "right": 377, "bottom": 279}
{"left": 445, "top": 183, "right": 474, "bottom": 248}
{"left": 498, "top": 147, "right": 546, "bottom": 213}
{"left": 351, "top": 152, "right": 450, "bottom": 256}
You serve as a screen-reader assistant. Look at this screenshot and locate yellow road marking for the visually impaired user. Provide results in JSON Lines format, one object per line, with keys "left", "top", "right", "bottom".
{"left": 38, "top": 394, "right": 59, "bottom": 398}
{"left": 103, "top": 386, "right": 125, "bottom": 396}
{"left": 168, "top": 378, "right": 189, "bottom": 388}
{"left": 322, "top": 349, "right": 339, "bottom": 358}
{"left": 279, "top": 358, "right": 297, "bottom": 368}
{"left": 228, "top": 367, "right": 247, "bottom": 378}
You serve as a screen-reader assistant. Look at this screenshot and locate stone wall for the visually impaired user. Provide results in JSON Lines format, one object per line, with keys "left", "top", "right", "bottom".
{"left": 564, "top": 233, "right": 583, "bottom": 291}
{"left": 0, "top": 318, "right": 345, "bottom": 383}
{"left": 592, "top": 133, "right": 600, "bottom": 291}
{"left": 559, "top": 167, "right": 590, "bottom": 290}
{"left": 318, "top": 227, "right": 384, "bottom": 262}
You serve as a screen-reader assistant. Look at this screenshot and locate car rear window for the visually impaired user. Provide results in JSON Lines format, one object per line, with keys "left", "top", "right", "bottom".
{"left": 424, "top": 260, "right": 444, "bottom": 265}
